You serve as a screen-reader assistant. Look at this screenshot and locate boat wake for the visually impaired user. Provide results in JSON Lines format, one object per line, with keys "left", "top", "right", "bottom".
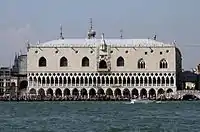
{"left": 130, "top": 99, "right": 154, "bottom": 104}
{"left": 124, "top": 99, "right": 165, "bottom": 104}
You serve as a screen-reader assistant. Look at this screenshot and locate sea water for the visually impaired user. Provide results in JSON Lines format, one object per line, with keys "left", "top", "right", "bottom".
{"left": 0, "top": 101, "right": 199, "bottom": 132}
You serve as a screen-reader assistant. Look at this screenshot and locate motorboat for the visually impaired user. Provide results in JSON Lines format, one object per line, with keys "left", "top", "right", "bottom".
{"left": 130, "top": 98, "right": 154, "bottom": 104}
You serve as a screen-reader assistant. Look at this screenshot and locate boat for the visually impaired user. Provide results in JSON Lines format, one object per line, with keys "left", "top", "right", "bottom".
{"left": 155, "top": 101, "right": 162, "bottom": 103}
{"left": 130, "top": 98, "right": 155, "bottom": 104}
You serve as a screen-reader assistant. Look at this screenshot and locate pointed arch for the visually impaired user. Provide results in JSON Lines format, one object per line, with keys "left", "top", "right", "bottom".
{"left": 46, "top": 77, "right": 50, "bottom": 84}
{"left": 42, "top": 77, "right": 45, "bottom": 85}
{"left": 59, "top": 76, "right": 62, "bottom": 85}
{"left": 127, "top": 76, "right": 130, "bottom": 85}
{"left": 63, "top": 77, "right": 67, "bottom": 84}
{"left": 60, "top": 57, "right": 68, "bottom": 67}
{"left": 110, "top": 77, "right": 113, "bottom": 84}
{"left": 29, "top": 77, "right": 33, "bottom": 82}
{"left": 166, "top": 77, "right": 169, "bottom": 85}
{"left": 117, "top": 56, "right": 124, "bottom": 67}
{"left": 38, "top": 88, "right": 45, "bottom": 97}
{"left": 93, "top": 77, "right": 96, "bottom": 84}
{"left": 46, "top": 88, "right": 53, "bottom": 96}
{"left": 140, "top": 77, "right": 143, "bottom": 85}
{"left": 84, "top": 77, "right": 88, "bottom": 85}
{"left": 97, "top": 88, "right": 105, "bottom": 95}
{"left": 82, "top": 57, "right": 89, "bottom": 67}
{"left": 123, "top": 76, "right": 126, "bottom": 85}
{"left": 106, "top": 76, "right": 109, "bottom": 85}
{"left": 157, "top": 77, "right": 161, "bottom": 84}
{"left": 136, "top": 77, "right": 139, "bottom": 85}
{"left": 132, "top": 88, "right": 139, "bottom": 98}
{"left": 97, "top": 76, "right": 101, "bottom": 84}
{"left": 80, "top": 88, "right": 87, "bottom": 97}
{"left": 161, "top": 76, "right": 165, "bottom": 85}
{"left": 89, "top": 77, "right": 92, "bottom": 85}
{"left": 131, "top": 77, "right": 135, "bottom": 85}
{"left": 64, "top": 88, "right": 70, "bottom": 96}
{"left": 99, "top": 60, "right": 107, "bottom": 69}
{"left": 114, "top": 88, "right": 121, "bottom": 96}
{"left": 76, "top": 77, "right": 79, "bottom": 85}
{"left": 157, "top": 88, "right": 165, "bottom": 96}
{"left": 38, "top": 77, "right": 41, "bottom": 85}
{"left": 153, "top": 77, "right": 156, "bottom": 85}
{"left": 138, "top": 58, "right": 145, "bottom": 69}
{"left": 167, "top": 88, "right": 173, "bottom": 93}
{"left": 80, "top": 77, "right": 84, "bottom": 85}
{"left": 39, "top": 57, "right": 47, "bottom": 67}
{"left": 29, "top": 77, "right": 33, "bottom": 86}
{"left": 51, "top": 77, "right": 54, "bottom": 85}
{"left": 29, "top": 88, "right": 36, "bottom": 94}
{"left": 170, "top": 77, "right": 174, "bottom": 85}
{"left": 102, "top": 76, "right": 105, "bottom": 85}
{"left": 144, "top": 77, "right": 148, "bottom": 84}
{"left": 119, "top": 77, "right": 122, "bottom": 84}
{"left": 55, "top": 76, "right": 58, "bottom": 84}
{"left": 68, "top": 76, "right": 71, "bottom": 84}
{"left": 160, "top": 59, "right": 168, "bottom": 69}
{"left": 140, "top": 88, "right": 147, "bottom": 99}
{"left": 34, "top": 77, "right": 37, "bottom": 83}
{"left": 123, "top": 88, "right": 130, "bottom": 97}
{"left": 114, "top": 77, "right": 117, "bottom": 84}
{"left": 72, "top": 77, "right": 75, "bottom": 85}
{"left": 89, "top": 88, "right": 96, "bottom": 97}
{"left": 148, "top": 77, "right": 152, "bottom": 84}
{"left": 106, "top": 88, "right": 113, "bottom": 96}
{"left": 55, "top": 88, "right": 62, "bottom": 97}
{"left": 149, "top": 88, "right": 156, "bottom": 99}
{"left": 72, "top": 88, "right": 79, "bottom": 96}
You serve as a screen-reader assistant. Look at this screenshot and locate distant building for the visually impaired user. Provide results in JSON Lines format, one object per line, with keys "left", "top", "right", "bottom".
{"left": 0, "top": 67, "right": 11, "bottom": 96}
{"left": 195, "top": 64, "right": 200, "bottom": 74}
{"left": 0, "top": 53, "right": 28, "bottom": 97}
{"left": 11, "top": 54, "right": 27, "bottom": 96}
{"left": 195, "top": 64, "right": 200, "bottom": 89}
{"left": 180, "top": 71, "right": 199, "bottom": 90}
{"left": 12, "top": 54, "right": 27, "bottom": 75}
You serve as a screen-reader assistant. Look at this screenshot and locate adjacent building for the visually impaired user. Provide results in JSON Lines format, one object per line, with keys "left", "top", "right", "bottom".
{"left": 180, "top": 71, "right": 199, "bottom": 90}
{"left": 0, "top": 67, "right": 11, "bottom": 96}
{"left": 195, "top": 64, "right": 200, "bottom": 74}
{"left": 11, "top": 54, "right": 28, "bottom": 96}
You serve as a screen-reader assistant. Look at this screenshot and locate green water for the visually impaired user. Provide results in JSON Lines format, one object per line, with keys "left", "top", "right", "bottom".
{"left": 0, "top": 101, "right": 199, "bottom": 132}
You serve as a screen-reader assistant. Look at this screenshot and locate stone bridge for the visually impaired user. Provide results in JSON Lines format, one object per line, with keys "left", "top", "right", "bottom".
{"left": 174, "top": 90, "right": 200, "bottom": 99}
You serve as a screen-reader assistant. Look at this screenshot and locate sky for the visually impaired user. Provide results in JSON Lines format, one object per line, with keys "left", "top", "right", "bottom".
{"left": 0, "top": 0, "right": 200, "bottom": 70}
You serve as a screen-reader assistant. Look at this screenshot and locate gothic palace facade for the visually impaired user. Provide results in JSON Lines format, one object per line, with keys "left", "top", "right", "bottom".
{"left": 27, "top": 33, "right": 182, "bottom": 99}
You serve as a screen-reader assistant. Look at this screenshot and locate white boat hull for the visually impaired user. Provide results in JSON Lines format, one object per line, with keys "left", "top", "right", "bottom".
{"left": 130, "top": 99, "right": 154, "bottom": 104}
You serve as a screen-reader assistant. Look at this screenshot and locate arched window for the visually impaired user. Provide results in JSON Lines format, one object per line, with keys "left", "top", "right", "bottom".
{"left": 39, "top": 57, "right": 46, "bottom": 67}
{"left": 60, "top": 57, "right": 68, "bottom": 67}
{"left": 117, "top": 56, "right": 124, "bottom": 67}
{"left": 82, "top": 57, "right": 89, "bottom": 67}
{"left": 160, "top": 59, "right": 168, "bottom": 68}
{"left": 138, "top": 58, "right": 145, "bottom": 69}
{"left": 99, "top": 60, "right": 107, "bottom": 69}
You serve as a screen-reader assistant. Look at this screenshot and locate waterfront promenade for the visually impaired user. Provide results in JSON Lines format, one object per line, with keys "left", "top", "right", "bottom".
{"left": 0, "top": 90, "right": 199, "bottom": 101}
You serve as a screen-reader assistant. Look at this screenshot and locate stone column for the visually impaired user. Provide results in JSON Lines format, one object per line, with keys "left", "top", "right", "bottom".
{"left": 53, "top": 77, "right": 55, "bottom": 86}
{"left": 62, "top": 89, "right": 65, "bottom": 97}
{"left": 36, "top": 77, "right": 39, "bottom": 87}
